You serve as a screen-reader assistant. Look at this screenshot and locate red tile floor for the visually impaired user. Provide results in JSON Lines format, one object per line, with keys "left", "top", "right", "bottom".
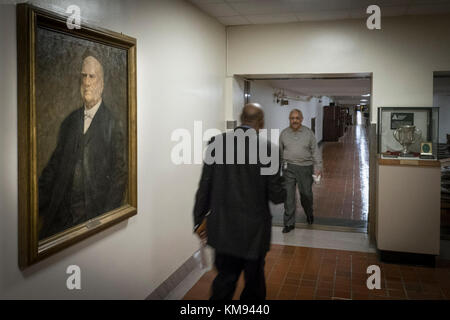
{"left": 183, "top": 244, "right": 450, "bottom": 300}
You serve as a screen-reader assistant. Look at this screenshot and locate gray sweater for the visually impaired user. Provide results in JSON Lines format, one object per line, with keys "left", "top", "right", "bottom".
{"left": 279, "top": 126, "right": 322, "bottom": 170}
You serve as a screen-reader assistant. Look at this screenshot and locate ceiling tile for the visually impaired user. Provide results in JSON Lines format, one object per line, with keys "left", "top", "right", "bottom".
{"left": 407, "top": 3, "right": 450, "bottom": 14}
{"left": 189, "top": 0, "right": 450, "bottom": 24}
{"left": 200, "top": 2, "right": 239, "bottom": 16}
{"left": 216, "top": 15, "right": 251, "bottom": 25}
{"left": 245, "top": 13, "right": 299, "bottom": 24}
{"left": 350, "top": 5, "right": 396, "bottom": 19}
{"left": 296, "top": 10, "right": 351, "bottom": 21}
{"left": 349, "top": 7, "right": 369, "bottom": 19}
{"left": 411, "top": 0, "right": 450, "bottom": 4}
{"left": 349, "top": 0, "right": 411, "bottom": 9}
{"left": 228, "top": 0, "right": 293, "bottom": 15}
{"left": 290, "top": 0, "right": 352, "bottom": 12}
{"left": 263, "top": 78, "right": 371, "bottom": 97}
{"left": 381, "top": 5, "right": 408, "bottom": 16}
{"left": 190, "top": 0, "right": 225, "bottom": 4}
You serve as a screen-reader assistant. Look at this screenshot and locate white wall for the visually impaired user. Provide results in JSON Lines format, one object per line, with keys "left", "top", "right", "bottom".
{"left": 0, "top": 0, "right": 226, "bottom": 299}
{"left": 227, "top": 15, "right": 450, "bottom": 123}
{"left": 248, "top": 80, "right": 331, "bottom": 143}
{"left": 230, "top": 76, "right": 245, "bottom": 126}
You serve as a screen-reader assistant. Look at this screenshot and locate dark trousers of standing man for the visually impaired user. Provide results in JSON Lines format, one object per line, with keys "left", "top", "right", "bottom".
{"left": 210, "top": 252, "right": 266, "bottom": 300}
{"left": 283, "top": 163, "right": 314, "bottom": 226}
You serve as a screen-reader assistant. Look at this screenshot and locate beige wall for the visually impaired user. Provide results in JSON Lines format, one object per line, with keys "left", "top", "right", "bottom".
{"left": 377, "top": 164, "right": 440, "bottom": 255}
{"left": 0, "top": 0, "right": 225, "bottom": 299}
{"left": 227, "top": 15, "right": 450, "bottom": 123}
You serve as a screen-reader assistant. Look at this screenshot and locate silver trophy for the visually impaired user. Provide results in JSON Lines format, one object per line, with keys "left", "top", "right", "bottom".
{"left": 393, "top": 125, "right": 421, "bottom": 156}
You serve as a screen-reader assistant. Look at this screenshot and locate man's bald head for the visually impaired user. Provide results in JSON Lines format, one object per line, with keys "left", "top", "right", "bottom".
{"left": 240, "top": 103, "right": 264, "bottom": 131}
{"left": 289, "top": 108, "right": 303, "bottom": 118}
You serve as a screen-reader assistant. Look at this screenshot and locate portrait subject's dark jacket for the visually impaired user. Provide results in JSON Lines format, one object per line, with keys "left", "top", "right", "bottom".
{"left": 193, "top": 126, "right": 286, "bottom": 260}
{"left": 38, "top": 103, "right": 127, "bottom": 239}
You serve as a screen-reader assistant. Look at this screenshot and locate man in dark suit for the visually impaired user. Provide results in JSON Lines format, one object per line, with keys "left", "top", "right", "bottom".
{"left": 193, "top": 103, "right": 286, "bottom": 300}
{"left": 38, "top": 55, "right": 127, "bottom": 239}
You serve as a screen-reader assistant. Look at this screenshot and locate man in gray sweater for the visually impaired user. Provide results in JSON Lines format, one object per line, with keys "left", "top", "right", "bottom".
{"left": 279, "top": 109, "right": 322, "bottom": 232}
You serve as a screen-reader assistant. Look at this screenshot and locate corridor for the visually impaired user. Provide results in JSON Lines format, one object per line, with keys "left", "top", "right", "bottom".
{"left": 272, "top": 112, "right": 369, "bottom": 230}
{"left": 314, "top": 114, "right": 369, "bottom": 226}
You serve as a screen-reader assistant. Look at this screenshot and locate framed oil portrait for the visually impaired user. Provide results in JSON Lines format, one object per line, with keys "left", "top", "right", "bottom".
{"left": 17, "top": 4, "right": 137, "bottom": 268}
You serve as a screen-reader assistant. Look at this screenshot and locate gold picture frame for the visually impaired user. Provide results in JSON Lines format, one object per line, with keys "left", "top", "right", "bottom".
{"left": 17, "top": 4, "right": 137, "bottom": 268}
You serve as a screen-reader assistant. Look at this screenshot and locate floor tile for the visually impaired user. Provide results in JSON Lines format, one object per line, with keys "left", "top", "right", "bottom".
{"left": 182, "top": 244, "right": 450, "bottom": 300}
{"left": 180, "top": 125, "right": 450, "bottom": 301}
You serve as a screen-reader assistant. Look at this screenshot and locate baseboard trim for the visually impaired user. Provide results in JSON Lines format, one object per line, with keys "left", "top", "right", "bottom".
{"left": 146, "top": 248, "right": 209, "bottom": 300}
{"left": 377, "top": 249, "right": 436, "bottom": 267}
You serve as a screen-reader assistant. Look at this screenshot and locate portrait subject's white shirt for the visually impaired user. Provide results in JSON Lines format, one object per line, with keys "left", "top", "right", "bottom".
{"left": 83, "top": 99, "right": 102, "bottom": 134}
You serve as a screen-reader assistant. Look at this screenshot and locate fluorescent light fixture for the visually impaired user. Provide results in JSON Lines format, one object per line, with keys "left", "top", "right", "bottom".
{"left": 360, "top": 99, "right": 368, "bottom": 102}
{"left": 362, "top": 93, "right": 371, "bottom": 97}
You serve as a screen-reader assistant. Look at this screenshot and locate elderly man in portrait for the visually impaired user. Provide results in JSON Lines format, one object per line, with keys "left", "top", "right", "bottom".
{"left": 38, "top": 53, "right": 127, "bottom": 240}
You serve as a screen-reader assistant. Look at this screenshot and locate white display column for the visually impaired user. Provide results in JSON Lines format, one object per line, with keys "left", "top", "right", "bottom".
{"left": 376, "top": 158, "right": 441, "bottom": 266}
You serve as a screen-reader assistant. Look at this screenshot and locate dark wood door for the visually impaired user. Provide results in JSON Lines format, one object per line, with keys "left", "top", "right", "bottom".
{"left": 323, "top": 106, "right": 338, "bottom": 141}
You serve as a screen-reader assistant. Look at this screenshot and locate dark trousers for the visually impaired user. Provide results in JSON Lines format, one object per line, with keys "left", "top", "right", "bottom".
{"left": 283, "top": 164, "right": 314, "bottom": 226}
{"left": 210, "top": 252, "right": 266, "bottom": 300}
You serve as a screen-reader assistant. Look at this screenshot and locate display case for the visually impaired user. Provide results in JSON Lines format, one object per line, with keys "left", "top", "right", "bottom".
{"left": 377, "top": 107, "right": 439, "bottom": 159}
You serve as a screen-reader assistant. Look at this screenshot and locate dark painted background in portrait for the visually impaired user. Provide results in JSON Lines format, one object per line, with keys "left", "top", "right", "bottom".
{"left": 35, "top": 27, "right": 128, "bottom": 179}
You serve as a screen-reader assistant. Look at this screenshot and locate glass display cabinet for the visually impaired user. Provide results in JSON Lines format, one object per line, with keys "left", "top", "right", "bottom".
{"left": 377, "top": 107, "right": 439, "bottom": 159}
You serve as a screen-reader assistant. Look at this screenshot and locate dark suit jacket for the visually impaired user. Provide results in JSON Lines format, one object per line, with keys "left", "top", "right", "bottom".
{"left": 193, "top": 126, "right": 286, "bottom": 260}
{"left": 38, "top": 102, "right": 127, "bottom": 239}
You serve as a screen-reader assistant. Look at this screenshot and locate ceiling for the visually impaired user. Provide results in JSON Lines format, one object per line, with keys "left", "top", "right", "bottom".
{"left": 247, "top": 74, "right": 450, "bottom": 105}
{"left": 249, "top": 76, "right": 372, "bottom": 105}
{"left": 188, "top": 0, "right": 450, "bottom": 25}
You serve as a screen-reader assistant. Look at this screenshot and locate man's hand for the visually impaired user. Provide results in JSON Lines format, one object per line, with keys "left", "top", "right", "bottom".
{"left": 195, "top": 219, "right": 207, "bottom": 242}
{"left": 315, "top": 170, "right": 322, "bottom": 177}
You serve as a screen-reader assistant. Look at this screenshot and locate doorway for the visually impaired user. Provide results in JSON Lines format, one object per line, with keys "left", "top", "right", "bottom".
{"left": 238, "top": 73, "right": 372, "bottom": 233}
{"left": 434, "top": 71, "right": 450, "bottom": 240}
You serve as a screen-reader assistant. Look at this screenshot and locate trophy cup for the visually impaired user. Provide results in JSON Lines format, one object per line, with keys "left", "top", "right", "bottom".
{"left": 393, "top": 125, "right": 421, "bottom": 156}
